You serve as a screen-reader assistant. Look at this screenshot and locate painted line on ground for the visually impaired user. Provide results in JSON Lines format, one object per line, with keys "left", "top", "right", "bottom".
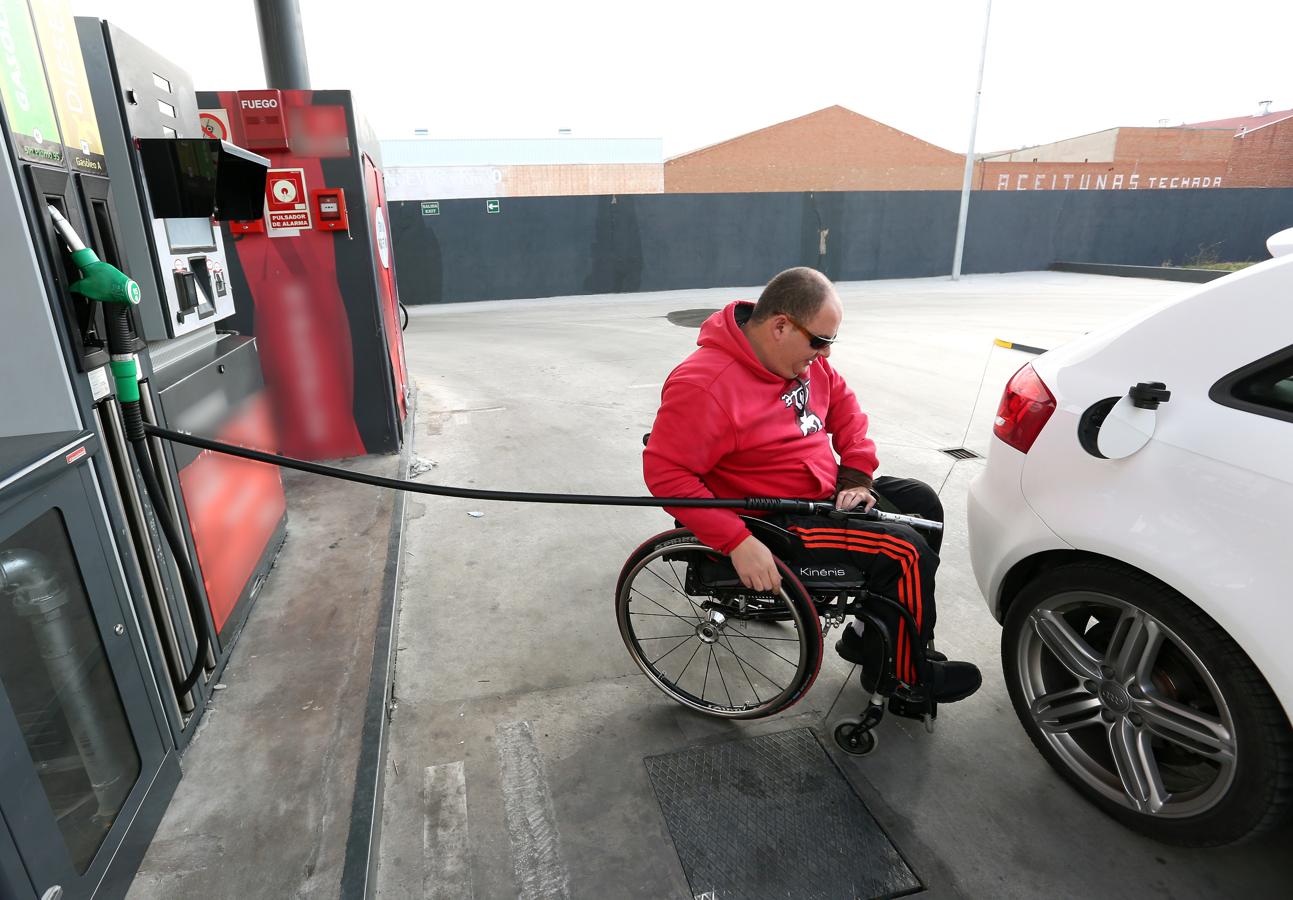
{"left": 423, "top": 762, "right": 473, "bottom": 900}
{"left": 495, "top": 721, "right": 572, "bottom": 900}
{"left": 993, "top": 338, "right": 1048, "bottom": 355}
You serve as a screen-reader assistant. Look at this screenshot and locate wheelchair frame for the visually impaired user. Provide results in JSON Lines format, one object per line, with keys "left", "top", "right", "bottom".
{"left": 616, "top": 512, "right": 941, "bottom": 756}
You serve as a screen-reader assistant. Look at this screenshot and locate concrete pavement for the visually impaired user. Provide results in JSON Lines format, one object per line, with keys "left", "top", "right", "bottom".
{"left": 375, "top": 272, "right": 1292, "bottom": 899}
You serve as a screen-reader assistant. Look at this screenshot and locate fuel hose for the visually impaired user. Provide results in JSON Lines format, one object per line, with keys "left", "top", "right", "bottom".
{"left": 142, "top": 423, "right": 943, "bottom": 532}
{"left": 109, "top": 306, "right": 210, "bottom": 697}
{"left": 49, "top": 204, "right": 940, "bottom": 704}
{"left": 49, "top": 206, "right": 209, "bottom": 698}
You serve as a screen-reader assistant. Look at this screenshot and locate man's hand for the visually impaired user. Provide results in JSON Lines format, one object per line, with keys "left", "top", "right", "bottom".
{"left": 729, "top": 535, "right": 782, "bottom": 593}
{"left": 835, "top": 486, "right": 877, "bottom": 512}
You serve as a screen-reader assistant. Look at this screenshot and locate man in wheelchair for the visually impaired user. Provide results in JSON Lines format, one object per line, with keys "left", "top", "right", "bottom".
{"left": 643, "top": 267, "right": 981, "bottom": 706}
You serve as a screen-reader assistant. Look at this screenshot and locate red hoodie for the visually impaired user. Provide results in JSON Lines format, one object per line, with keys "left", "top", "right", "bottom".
{"left": 643, "top": 301, "right": 878, "bottom": 553}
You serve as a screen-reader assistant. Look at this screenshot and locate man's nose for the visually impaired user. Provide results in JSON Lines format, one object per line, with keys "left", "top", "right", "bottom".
{"left": 818, "top": 343, "right": 831, "bottom": 359}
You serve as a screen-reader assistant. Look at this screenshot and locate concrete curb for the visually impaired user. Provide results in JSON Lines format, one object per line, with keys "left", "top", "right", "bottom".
{"left": 340, "top": 395, "right": 415, "bottom": 900}
{"left": 1049, "top": 261, "right": 1230, "bottom": 283}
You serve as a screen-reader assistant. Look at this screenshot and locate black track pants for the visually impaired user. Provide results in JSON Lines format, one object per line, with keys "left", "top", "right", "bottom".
{"left": 773, "top": 476, "right": 943, "bottom": 684}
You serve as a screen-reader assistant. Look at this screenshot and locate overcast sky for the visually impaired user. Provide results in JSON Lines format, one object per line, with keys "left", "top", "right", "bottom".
{"left": 71, "top": 0, "right": 1291, "bottom": 158}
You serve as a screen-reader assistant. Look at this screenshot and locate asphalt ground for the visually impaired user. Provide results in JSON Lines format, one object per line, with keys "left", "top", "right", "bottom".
{"left": 374, "top": 272, "right": 1292, "bottom": 899}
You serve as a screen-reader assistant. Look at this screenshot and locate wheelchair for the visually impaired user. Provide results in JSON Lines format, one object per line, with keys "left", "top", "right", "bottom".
{"left": 615, "top": 505, "right": 943, "bottom": 757}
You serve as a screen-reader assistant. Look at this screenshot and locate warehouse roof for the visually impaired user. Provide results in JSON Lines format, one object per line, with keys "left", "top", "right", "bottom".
{"left": 1183, "top": 108, "right": 1293, "bottom": 133}
{"left": 379, "top": 138, "right": 663, "bottom": 167}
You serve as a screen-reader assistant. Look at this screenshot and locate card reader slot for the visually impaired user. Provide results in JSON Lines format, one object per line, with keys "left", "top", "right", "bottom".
{"left": 187, "top": 257, "right": 217, "bottom": 319}
{"left": 173, "top": 270, "right": 200, "bottom": 320}
{"left": 90, "top": 199, "right": 124, "bottom": 270}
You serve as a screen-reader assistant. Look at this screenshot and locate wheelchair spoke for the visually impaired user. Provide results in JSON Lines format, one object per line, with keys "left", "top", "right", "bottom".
{"left": 666, "top": 558, "right": 687, "bottom": 594}
{"left": 724, "top": 630, "right": 800, "bottom": 668}
{"left": 711, "top": 644, "right": 735, "bottom": 708}
{"left": 649, "top": 634, "right": 698, "bottom": 668}
{"left": 632, "top": 589, "right": 700, "bottom": 626}
{"left": 644, "top": 563, "right": 706, "bottom": 621}
{"left": 620, "top": 541, "right": 818, "bottom": 719}
{"left": 675, "top": 641, "right": 704, "bottom": 685}
{"left": 717, "top": 632, "right": 796, "bottom": 702}
{"left": 701, "top": 645, "right": 712, "bottom": 703}
{"left": 666, "top": 557, "right": 705, "bottom": 620}
{"left": 720, "top": 633, "right": 763, "bottom": 705}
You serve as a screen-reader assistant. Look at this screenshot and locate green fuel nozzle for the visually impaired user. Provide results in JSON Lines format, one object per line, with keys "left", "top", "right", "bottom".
{"left": 46, "top": 205, "right": 141, "bottom": 306}
{"left": 47, "top": 205, "right": 142, "bottom": 403}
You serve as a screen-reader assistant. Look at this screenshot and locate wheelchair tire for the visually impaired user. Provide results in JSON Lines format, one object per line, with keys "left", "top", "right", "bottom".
{"left": 616, "top": 529, "right": 823, "bottom": 719}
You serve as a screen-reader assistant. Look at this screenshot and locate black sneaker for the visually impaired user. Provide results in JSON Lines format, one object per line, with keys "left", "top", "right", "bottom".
{"left": 834, "top": 626, "right": 868, "bottom": 665}
{"left": 927, "top": 659, "right": 981, "bottom": 703}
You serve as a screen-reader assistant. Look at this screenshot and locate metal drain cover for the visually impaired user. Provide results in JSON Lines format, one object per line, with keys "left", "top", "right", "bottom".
{"left": 644, "top": 728, "right": 921, "bottom": 900}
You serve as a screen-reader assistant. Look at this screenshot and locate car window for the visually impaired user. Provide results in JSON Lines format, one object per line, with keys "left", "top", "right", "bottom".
{"left": 1210, "top": 345, "right": 1293, "bottom": 423}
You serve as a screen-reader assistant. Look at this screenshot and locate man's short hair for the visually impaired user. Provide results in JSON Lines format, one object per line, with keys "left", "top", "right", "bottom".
{"left": 750, "top": 267, "right": 833, "bottom": 324}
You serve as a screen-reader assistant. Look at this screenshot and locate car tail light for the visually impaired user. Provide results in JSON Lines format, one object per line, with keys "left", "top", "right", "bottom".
{"left": 993, "top": 363, "right": 1056, "bottom": 453}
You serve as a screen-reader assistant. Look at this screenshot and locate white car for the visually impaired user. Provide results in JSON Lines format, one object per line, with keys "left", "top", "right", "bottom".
{"left": 967, "top": 229, "right": 1293, "bottom": 847}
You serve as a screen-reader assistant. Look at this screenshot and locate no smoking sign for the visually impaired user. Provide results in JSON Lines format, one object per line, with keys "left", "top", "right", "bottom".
{"left": 199, "top": 108, "right": 230, "bottom": 141}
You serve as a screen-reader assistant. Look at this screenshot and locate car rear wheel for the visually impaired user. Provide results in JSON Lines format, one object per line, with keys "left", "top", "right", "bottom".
{"left": 1002, "top": 561, "right": 1293, "bottom": 846}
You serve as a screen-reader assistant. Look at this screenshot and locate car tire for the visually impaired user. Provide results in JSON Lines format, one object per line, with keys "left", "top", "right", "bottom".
{"left": 1002, "top": 560, "right": 1293, "bottom": 846}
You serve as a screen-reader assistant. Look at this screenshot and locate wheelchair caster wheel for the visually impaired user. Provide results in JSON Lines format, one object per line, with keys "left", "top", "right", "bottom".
{"left": 833, "top": 720, "right": 878, "bottom": 756}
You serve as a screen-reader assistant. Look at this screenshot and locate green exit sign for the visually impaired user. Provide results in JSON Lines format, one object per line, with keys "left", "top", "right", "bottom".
{"left": 421, "top": 201, "right": 440, "bottom": 216}
{"left": 486, "top": 199, "right": 500, "bottom": 214}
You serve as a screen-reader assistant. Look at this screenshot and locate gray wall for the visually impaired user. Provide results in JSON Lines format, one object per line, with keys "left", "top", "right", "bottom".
{"left": 389, "top": 189, "right": 1293, "bottom": 305}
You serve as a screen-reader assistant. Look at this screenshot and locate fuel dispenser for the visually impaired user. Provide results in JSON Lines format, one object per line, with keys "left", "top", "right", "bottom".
{"left": 196, "top": 88, "right": 410, "bottom": 461}
{"left": 0, "top": 2, "right": 183, "bottom": 897}
{"left": 2, "top": 3, "right": 284, "bottom": 895}
{"left": 77, "top": 19, "right": 288, "bottom": 675}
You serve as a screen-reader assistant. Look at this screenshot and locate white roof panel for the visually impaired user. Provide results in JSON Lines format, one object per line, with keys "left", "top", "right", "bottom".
{"left": 380, "top": 138, "right": 663, "bottom": 167}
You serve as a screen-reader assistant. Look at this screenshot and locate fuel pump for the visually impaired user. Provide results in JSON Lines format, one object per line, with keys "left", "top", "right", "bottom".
{"left": 77, "top": 18, "right": 284, "bottom": 724}
{"left": 45, "top": 204, "right": 212, "bottom": 697}
{"left": 0, "top": 4, "right": 190, "bottom": 894}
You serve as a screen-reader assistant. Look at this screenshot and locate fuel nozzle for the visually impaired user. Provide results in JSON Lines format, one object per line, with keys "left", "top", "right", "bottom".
{"left": 47, "top": 205, "right": 141, "bottom": 306}
{"left": 47, "top": 205, "right": 142, "bottom": 417}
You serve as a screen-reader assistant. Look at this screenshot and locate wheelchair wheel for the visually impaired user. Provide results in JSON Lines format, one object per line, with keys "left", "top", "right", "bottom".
{"left": 833, "top": 720, "right": 879, "bottom": 757}
{"left": 616, "top": 529, "right": 823, "bottom": 719}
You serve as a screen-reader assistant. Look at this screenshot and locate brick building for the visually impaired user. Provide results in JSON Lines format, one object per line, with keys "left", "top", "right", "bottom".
{"left": 978, "top": 105, "right": 1293, "bottom": 191}
{"left": 380, "top": 138, "right": 663, "bottom": 201}
{"left": 662, "top": 103, "right": 1293, "bottom": 194}
{"left": 664, "top": 105, "right": 964, "bottom": 193}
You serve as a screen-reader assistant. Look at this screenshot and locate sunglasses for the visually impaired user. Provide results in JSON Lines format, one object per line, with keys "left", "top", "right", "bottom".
{"left": 784, "top": 314, "right": 838, "bottom": 349}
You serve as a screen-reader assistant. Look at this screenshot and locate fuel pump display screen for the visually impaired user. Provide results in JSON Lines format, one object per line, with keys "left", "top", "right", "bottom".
{"left": 164, "top": 217, "right": 217, "bottom": 252}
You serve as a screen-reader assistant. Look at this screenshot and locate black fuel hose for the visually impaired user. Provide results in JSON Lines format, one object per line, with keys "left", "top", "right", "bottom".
{"left": 144, "top": 425, "right": 814, "bottom": 512}
{"left": 107, "top": 307, "right": 209, "bottom": 698}
{"left": 131, "top": 437, "right": 209, "bottom": 696}
{"left": 142, "top": 423, "right": 943, "bottom": 533}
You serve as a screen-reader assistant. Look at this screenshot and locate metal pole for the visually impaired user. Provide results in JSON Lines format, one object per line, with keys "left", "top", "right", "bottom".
{"left": 951, "top": 0, "right": 993, "bottom": 281}
{"left": 253, "top": 0, "right": 312, "bottom": 89}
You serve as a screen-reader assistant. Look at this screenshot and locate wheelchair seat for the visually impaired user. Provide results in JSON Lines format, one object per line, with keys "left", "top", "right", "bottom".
{"left": 680, "top": 516, "right": 867, "bottom": 598}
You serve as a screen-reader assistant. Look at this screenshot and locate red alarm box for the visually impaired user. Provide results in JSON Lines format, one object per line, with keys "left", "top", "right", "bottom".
{"left": 311, "top": 187, "right": 349, "bottom": 232}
